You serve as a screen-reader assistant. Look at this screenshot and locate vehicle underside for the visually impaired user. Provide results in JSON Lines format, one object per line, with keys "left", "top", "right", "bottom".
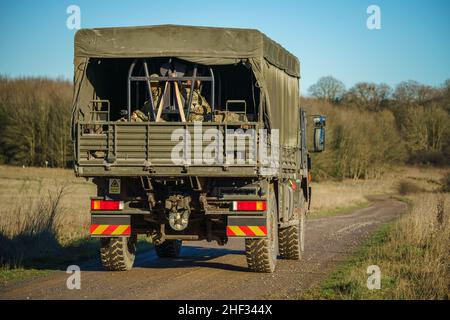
{"left": 91, "top": 176, "right": 271, "bottom": 245}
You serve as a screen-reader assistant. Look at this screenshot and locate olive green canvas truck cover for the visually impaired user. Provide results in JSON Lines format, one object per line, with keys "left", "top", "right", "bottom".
{"left": 72, "top": 25, "right": 300, "bottom": 153}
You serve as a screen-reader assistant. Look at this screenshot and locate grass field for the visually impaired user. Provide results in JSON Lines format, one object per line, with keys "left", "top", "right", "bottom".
{"left": 0, "top": 165, "right": 94, "bottom": 244}
{"left": 308, "top": 166, "right": 447, "bottom": 218}
{"left": 0, "top": 166, "right": 163, "bottom": 287}
{"left": 0, "top": 165, "right": 96, "bottom": 286}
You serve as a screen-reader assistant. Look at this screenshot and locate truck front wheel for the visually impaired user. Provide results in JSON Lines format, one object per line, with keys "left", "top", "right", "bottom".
{"left": 155, "top": 240, "right": 182, "bottom": 258}
{"left": 100, "top": 236, "right": 136, "bottom": 271}
{"left": 245, "top": 192, "right": 278, "bottom": 273}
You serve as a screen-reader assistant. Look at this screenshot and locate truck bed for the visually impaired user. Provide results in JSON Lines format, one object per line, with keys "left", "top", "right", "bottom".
{"left": 75, "top": 121, "right": 266, "bottom": 177}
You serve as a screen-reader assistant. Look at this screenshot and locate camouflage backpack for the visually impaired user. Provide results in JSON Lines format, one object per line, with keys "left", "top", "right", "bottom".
{"left": 186, "top": 88, "right": 211, "bottom": 121}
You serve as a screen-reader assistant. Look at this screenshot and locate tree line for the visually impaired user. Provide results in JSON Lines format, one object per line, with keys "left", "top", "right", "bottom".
{"left": 0, "top": 75, "right": 448, "bottom": 180}
{"left": 305, "top": 76, "right": 450, "bottom": 180}
{"left": 0, "top": 76, "right": 73, "bottom": 167}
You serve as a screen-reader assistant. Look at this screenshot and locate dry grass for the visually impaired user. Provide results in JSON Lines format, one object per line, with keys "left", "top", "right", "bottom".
{"left": 0, "top": 165, "right": 95, "bottom": 267}
{"left": 302, "top": 166, "right": 450, "bottom": 300}
{"left": 309, "top": 166, "right": 446, "bottom": 217}
{"left": 332, "top": 192, "right": 449, "bottom": 300}
{"left": 0, "top": 165, "right": 94, "bottom": 241}
{"left": 441, "top": 173, "right": 450, "bottom": 192}
{"left": 384, "top": 193, "right": 449, "bottom": 299}
{"left": 309, "top": 178, "right": 393, "bottom": 215}
{"left": 1, "top": 184, "right": 66, "bottom": 266}
{"left": 309, "top": 167, "right": 401, "bottom": 215}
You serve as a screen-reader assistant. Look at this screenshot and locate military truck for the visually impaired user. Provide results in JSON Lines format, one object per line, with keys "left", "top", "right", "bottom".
{"left": 71, "top": 25, "right": 326, "bottom": 273}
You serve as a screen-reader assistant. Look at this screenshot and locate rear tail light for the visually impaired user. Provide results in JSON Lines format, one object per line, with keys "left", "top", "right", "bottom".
{"left": 91, "top": 200, "right": 124, "bottom": 211}
{"left": 232, "top": 201, "right": 267, "bottom": 211}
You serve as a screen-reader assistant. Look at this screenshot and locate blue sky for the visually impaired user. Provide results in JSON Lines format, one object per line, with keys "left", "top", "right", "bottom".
{"left": 0, "top": 0, "right": 449, "bottom": 92}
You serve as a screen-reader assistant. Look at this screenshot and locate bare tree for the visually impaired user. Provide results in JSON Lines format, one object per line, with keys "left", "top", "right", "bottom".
{"left": 441, "top": 79, "right": 450, "bottom": 113}
{"left": 344, "top": 82, "right": 392, "bottom": 111}
{"left": 308, "top": 76, "right": 346, "bottom": 102}
{"left": 394, "top": 80, "right": 439, "bottom": 106}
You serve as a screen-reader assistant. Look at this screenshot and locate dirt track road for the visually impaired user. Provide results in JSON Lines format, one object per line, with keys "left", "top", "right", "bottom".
{"left": 0, "top": 196, "right": 406, "bottom": 300}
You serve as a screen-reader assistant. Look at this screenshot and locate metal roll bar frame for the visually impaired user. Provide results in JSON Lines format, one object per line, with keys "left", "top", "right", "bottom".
{"left": 127, "top": 59, "right": 215, "bottom": 122}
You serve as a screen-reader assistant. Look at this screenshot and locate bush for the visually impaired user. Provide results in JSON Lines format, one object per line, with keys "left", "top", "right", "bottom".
{"left": 303, "top": 98, "right": 406, "bottom": 180}
{"left": 398, "top": 180, "right": 424, "bottom": 195}
{"left": 441, "top": 173, "right": 450, "bottom": 193}
{"left": 407, "top": 151, "right": 449, "bottom": 166}
{"left": 396, "top": 104, "right": 450, "bottom": 166}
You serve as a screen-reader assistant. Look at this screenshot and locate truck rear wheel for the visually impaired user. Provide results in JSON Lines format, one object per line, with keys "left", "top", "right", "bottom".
{"left": 279, "top": 195, "right": 306, "bottom": 260}
{"left": 245, "top": 192, "right": 278, "bottom": 273}
{"left": 155, "top": 240, "right": 182, "bottom": 258}
{"left": 100, "top": 236, "right": 136, "bottom": 271}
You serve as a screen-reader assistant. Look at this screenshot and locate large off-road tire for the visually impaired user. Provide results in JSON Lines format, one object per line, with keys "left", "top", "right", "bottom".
{"left": 245, "top": 190, "right": 278, "bottom": 273}
{"left": 155, "top": 240, "right": 182, "bottom": 258}
{"left": 100, "top": 236, "right": 137, "bottom": 271}
{"left": 279, "top": 193, "right": 306, "bottom": 260}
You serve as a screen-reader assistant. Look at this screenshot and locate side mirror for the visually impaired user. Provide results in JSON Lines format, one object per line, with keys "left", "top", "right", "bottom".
{"left": 312, "top": 115, "right": 326, "bottom": 153}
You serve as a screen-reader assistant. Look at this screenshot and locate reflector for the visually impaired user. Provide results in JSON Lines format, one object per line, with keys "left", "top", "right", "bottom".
{"left": 232, "top": 201, "right": 267, "bottom": 211}
{"left": 91, "top": 200, "right": 123, "bottom": 211}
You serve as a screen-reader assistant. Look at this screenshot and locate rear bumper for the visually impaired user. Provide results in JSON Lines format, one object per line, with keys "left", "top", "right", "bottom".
{"left": 90, "top": 212, "right": 268, "bottom": 239}
{"left": 226, "top": 216, "right": 267, "bottom": 238}
{"left": 90, "top": 215, "right": 131, "bottom": 237}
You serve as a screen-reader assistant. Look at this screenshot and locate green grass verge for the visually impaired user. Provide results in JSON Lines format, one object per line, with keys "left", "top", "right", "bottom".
{"left": 308, "top": 201, "right": 371, "bottom": 219}
{"left": 0, "top": 268, "right": 54, "bottom": 288}
{"left": 298, "top": 222, "right": 395, "bottom": 300}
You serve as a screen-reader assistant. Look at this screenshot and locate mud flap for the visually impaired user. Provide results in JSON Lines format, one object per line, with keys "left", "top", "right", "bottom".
{"left": 226, "top": 216, "right": 267, "bottom": 238}
{"left": 90, "top": 215, "right": 131, "bottom": 237}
